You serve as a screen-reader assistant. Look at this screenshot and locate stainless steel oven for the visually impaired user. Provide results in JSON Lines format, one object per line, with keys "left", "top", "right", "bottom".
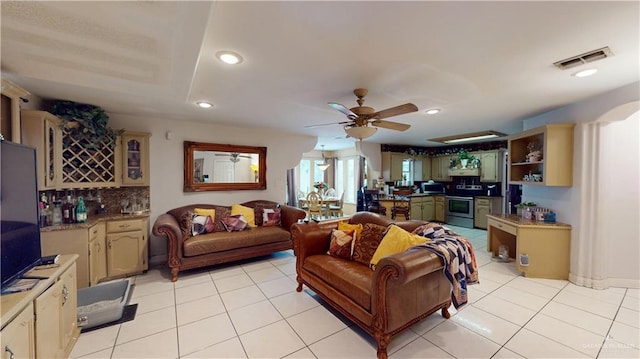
{"left": 445, "top": 196, "right": 474, "bottom": 228}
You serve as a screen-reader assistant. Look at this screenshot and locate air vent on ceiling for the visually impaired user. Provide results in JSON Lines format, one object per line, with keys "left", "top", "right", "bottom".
{"left": 553, "top": 46, "right": 614, "bottom": 70}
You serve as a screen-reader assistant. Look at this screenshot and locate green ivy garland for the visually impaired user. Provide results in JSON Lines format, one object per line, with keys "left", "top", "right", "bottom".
{"left": 50, "top": 100, "right": 123, "bottom": 149}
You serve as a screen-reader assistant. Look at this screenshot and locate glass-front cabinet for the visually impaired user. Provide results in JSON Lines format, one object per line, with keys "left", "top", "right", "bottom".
{"left": 121, "top": 131, "right": 150, "bottom": 186}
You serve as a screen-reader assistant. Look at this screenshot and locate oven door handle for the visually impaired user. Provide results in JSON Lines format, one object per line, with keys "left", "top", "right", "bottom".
{"left": 446, "top": 196, "right": 474, "bottom": 201}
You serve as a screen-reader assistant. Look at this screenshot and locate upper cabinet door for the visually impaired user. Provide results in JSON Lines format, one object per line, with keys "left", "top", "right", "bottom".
{"left": 121, "top": 132, "right": 151, "bottom": 186}
{"left": 21, "top": 110, "right": 63, "bottom": 190}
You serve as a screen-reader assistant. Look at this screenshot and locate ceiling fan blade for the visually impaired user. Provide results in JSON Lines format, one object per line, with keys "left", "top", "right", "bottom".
{"left": 371, "top": 119, "right": 411, "bottom": 131}
{"left": 373, "top": 103, "right": 418, "bottom": 119}
{"left": 305, "top": 120, "right": 351, "bottom": 129}
{"left": 328, "top": 102, "right": 358, "bottom": 119}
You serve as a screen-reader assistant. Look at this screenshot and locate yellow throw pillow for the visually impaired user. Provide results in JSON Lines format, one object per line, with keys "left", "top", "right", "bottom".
{"left": 370, "top": 225, "right": 427, "bottom": 267}
{"left": 231, "top": 204, "right": 256, "bottom": 228}
{"left": 194, "top": 208, "right": 216, "bottom": 219}
{"left": 338, "top": 221, "right": 363, "bottom": 241}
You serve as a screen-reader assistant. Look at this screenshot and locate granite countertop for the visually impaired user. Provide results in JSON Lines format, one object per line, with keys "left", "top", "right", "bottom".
{"left": 488, "top": 214, "right": 571, "bottom": 228}
{"left": 40, "top": 212, "right": 150, "bottom": 232}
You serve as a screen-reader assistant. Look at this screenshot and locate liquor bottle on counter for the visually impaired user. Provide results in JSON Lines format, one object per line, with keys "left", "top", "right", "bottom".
{"left": 52, "top": 200, "right": 63, "bottom": 225}
{"left": 62, "top": 195, "right": 74, "bottom": 224}
{"left": 76, "top": 196, "right": 87, "bottom": 223}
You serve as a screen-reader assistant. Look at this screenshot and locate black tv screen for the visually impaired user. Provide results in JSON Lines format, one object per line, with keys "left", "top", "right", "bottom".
{"left": 1, "top": 140, "right": 42, "bottom": 289}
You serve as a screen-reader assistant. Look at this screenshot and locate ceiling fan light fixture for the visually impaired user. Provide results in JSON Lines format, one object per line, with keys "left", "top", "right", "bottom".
{"left": 345, "top": 126, "right": 377, "bottom": 140}
{"left": 429, "top": 130, "right": 507, "bottom": 144}
{"left": 216, "top": 51, "right": 243, "bottom": 65}
{"left": 196, "top": 101, "right": 213, "bottom": 109}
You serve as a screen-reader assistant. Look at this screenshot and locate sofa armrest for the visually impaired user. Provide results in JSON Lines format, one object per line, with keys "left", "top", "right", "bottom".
{"left": 373, "top": 246, "right": 444, "bottom": 286}
{"left": 279, "top": 204, "right": 307, "bottom": 230}
{"left": 152, "top": 213, "right": 186, "bottom": 267}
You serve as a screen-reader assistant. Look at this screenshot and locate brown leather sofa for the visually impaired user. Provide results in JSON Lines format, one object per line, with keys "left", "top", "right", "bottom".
{"left": 292, "top": 212, "right": 451, "bottom": 359}
{"left": 153, "top": 200, "right": 306, "bottom": 282}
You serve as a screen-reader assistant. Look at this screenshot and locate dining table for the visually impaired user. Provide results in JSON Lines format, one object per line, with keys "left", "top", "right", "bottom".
{"left": 298, "top": 195, "right": 341, "bottom": 218}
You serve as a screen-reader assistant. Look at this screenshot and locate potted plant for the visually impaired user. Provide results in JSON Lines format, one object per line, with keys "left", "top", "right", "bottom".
{"left": 50, "top": 100, "right": 123, "bottom": 150}
{"left": 516, "top": 201, "right": 537, "bottom": 217}
{"left": 457, "top": 149, "right": 475, "bottom": 169}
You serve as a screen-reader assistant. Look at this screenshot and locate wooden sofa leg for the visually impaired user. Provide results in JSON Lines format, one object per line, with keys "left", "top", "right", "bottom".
{"left": 441, "top": 306, "right": 451, "bottom": 319}
{"left": 170, "top": 268, "right": 179, "bottom": 282}
{"left": 375, "top": 333, "right": 390, "bottom": 359}
{"left": 296, "top": 278, "right": 303, "bottom": 292}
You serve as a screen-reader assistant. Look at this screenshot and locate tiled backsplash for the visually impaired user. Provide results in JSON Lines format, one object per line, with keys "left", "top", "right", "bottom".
{"left": 40, "top": 187, "right": 150, "bottom": 215}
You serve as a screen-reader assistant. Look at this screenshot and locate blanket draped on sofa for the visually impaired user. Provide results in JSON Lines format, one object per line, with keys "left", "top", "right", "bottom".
{"left": 417, "top": 234, "right": 479, "bottom": 308}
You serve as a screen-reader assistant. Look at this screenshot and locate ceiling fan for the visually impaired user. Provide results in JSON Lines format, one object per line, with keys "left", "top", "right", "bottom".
{"left": 307, "top": 88, "right": 418, "bottom": 139}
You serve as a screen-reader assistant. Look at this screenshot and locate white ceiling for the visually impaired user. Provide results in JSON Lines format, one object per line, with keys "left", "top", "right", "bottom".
{"left": 2, "top": 1, "right": 638, "bottom": 150}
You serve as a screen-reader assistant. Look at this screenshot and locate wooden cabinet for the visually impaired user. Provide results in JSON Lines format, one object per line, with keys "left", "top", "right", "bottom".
{"left": 41, "top": 228, "right": 91, "bottom": 289}
{"left": 421, "top": 154, "right": 432, "bottom": 181}
{"left": 1, "top": 255, "right": 79, "bottom": 359}
{"left": 106, "top": 218, "right": 149, "bottom": 277}
{"left": 21, "top": 110, "right": 122, "bottom": 189}
{"left": 479, "top": 151, "right": 504, "bottom": 182}
{"left": 487, "top": 215, "right": 571, "bottom": 279}
{"left": 508, "top": 124, "right": 575, "bottom": 186}
{"left": 121, "top": 131, "right": 151, "bottom": 186}
{"left": 1, "top": 302, "right": 35, "bottom": 359}
{"left": 431, "top": 156, "right": 453, "bottom": 182}
{"left": 474, "top": 197, "right": 503, "bottom": 229}
{"left": 20, "top": 110, "right": 63, "bottom": 190}
{"left": 434, "top": 195, "right": 446, "bottom": 222}
{"left": 381, "top": 152, "right": 405, "bottom": 181}
{"left": 410, "top": 196, "right": 435, "bottom": 221}
{"left": 89, "top": 222, "right": 107, "bottom": 286}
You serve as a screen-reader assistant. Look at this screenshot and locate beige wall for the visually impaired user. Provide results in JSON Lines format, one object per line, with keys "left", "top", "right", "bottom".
{"left": 108, "top": 114, "right": 316, "bottom": 264}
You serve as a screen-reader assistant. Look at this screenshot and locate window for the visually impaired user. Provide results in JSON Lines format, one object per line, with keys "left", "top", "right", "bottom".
{"left": 296, "top": 159, "right": 326, "bottom": 195}
{"left": 335, "top": 157, "right": 356, "bottom": 203}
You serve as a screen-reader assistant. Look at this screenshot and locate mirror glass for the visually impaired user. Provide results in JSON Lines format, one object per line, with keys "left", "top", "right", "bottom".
{"left": 184, "top": 141, "right": 267, "bottom": 191}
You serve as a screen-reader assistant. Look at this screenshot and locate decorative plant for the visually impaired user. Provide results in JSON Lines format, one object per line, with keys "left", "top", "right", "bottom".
{"left": 457, "top": 149, "right": 475, "bottom": 161}
{"left": 313, "top": 181, "right": 326, "bottom": 189}
{"left": 50, "top": 100, "right": 123, "bottom": 149}
{"left": 516, "top": 201, "right": 537, "bottom": 208}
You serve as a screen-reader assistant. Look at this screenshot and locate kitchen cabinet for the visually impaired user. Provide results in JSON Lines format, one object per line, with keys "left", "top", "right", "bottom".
{"left": 106, "top": 218, "right": 149, "bottom": 277}
{"left": 1, "top": 255, "right": 79, "bottom": 359}
{"left": 434, "top": 195, "right": 446, "bottom": 222}
{"left": 431, "top": 156, "right": 454, "bottom": 182}
{"left": 421, "top": 154, "right": 432, "bottom": 181}
{"left": 89, "top": 222, "right": 107, "bottom": 286}
{"left": 20, "top": 110, "right": 63, "bottom": 190}
{"left": 508, "top": 124, "right": 574, "bottom": 186}
{"left": 410, "top": 196, "right": 435, "bottom": 221}
{"left": 34, "top": 261, "right": 78, "bottom": 359}
{"left": 41, "top": 227, "right": 92, "bottom": 289}
{"left": 121, "top": 131, "right": 151, "bottom": 186}
{"left": 1, "top": 302, "right": 35, "bottom": 359}
{"left": 474, "top": 197, "right": 503, "bottom": 229}
{"left": 21, "top": 110, "right": 122, "bottom": 189}
{"left": 381, "top": 152, "right": 405, "bottom": 181}
{"left": 479, "top": 151, "right": 504, "bottom": 182}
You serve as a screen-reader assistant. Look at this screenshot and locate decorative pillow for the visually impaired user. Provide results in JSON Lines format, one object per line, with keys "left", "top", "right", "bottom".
{"left": 221, "top": 214, "right": 250, "bottom": 232}
{"left": 338, "top": 222, "right": 364, "bottom": 241}
{"left": 370, "top": 225, "right": 427, "bottom": 268}
{"left": 412, "top": 223, "right": 455, "bottom": 239}
{"left": 328, "top": 229, "right": 356, "bottom": 260}
{"left": 262, "top": 208, "right": 281, "bottom": 227}
{"left": 191, "top": 214, "right": 215, "bottom": 236}
{"left": 180, "top": 211, "right": 195, "bottom": 237}
{"left": 352, "top": 223, "right": 388, "bottom": 266}
{"left": 231, "top": 204, "right": 256, "bottom": 228}
{"left": 213, "top": 206, "right": 231, "bottom": 233}
{"left": 254, "top": 207, "right": 265, "bottom": 226}
{"left": 194, "top": 207, "right": 216, "bottom": 219}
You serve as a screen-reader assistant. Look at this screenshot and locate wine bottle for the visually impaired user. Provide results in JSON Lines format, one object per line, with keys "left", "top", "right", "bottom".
{"left": 62, "top": 195, "right": 72, "bottom": 224}
{"left": 76, "top": 196, "right": 87, "bottom": 223}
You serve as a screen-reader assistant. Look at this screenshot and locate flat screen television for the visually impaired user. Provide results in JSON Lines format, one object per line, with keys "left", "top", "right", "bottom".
{"left": 1, "top": 140, "right": 42, "bottom": 290}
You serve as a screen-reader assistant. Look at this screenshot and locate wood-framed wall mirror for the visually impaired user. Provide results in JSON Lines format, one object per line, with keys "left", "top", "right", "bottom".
{"left": 184, "top": 141, "right": 267, "bottom": 192}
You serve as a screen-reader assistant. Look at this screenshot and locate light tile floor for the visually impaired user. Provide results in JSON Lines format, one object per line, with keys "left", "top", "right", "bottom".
{"left": 71, "top": 225, "right": 640, "bottom": 359}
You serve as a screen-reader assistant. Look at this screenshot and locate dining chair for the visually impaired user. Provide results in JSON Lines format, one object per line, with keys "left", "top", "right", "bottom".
{"left": 325, "top": 187, "right": 337, "bottom": 198}
{"left": 391, "top": 189, "right": 412, "bottom": 220}
{"left": 306, "top": 192, "right": 324, "bottom": 219}
{"left": 297, "top": 190, "right": 307, "bottom": 209}
{"left": 327, "top": 191, "right": 345, "bottom": 218}
{"left": 364, "top": 189, "right": 387, "bottom": 216}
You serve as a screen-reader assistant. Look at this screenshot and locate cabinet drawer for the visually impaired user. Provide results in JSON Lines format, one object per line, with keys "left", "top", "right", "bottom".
{"left": 89, "top": 224, "right": 99, "bottom": 242}
{"left": 107, "top": 219, "right": 144, "bottom": 233}
{"left": 488, "top": 218, "right": 517, "bottom": 236}
{"left": 434, "top": 196, "right": 445, "bottom": 203}
{"left": 476, "top": 198, "right": 491, "bottom": 206}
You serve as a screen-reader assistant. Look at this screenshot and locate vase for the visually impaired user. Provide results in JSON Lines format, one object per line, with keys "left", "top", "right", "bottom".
{"left": 460, "top": 159, "right": 469, "bottom": 169}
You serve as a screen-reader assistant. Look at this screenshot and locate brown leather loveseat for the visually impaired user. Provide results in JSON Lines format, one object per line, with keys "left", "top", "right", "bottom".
{"left": 292, "top": 212, "right": 452, "bottom": 359}
{"left": 153, "top": 200, "right": 306, "bottom": 281}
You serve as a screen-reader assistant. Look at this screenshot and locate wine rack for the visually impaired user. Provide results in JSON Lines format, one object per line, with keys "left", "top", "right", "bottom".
{"left": 61, "top": 130, "right": 120, "bottom": 187}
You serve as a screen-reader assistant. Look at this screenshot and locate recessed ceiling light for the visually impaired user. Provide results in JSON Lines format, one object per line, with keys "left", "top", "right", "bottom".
{"left": 572, "top": 68, "right": 598, "bottom": 77}
{"left": 425, "top": 108, "right": 440, "bottom": 115}
{"left": 196, "top": 101, "right": 213, "bottom": 109}
{"left": 216, "top": 51, "right": 243, "bottom": 65}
